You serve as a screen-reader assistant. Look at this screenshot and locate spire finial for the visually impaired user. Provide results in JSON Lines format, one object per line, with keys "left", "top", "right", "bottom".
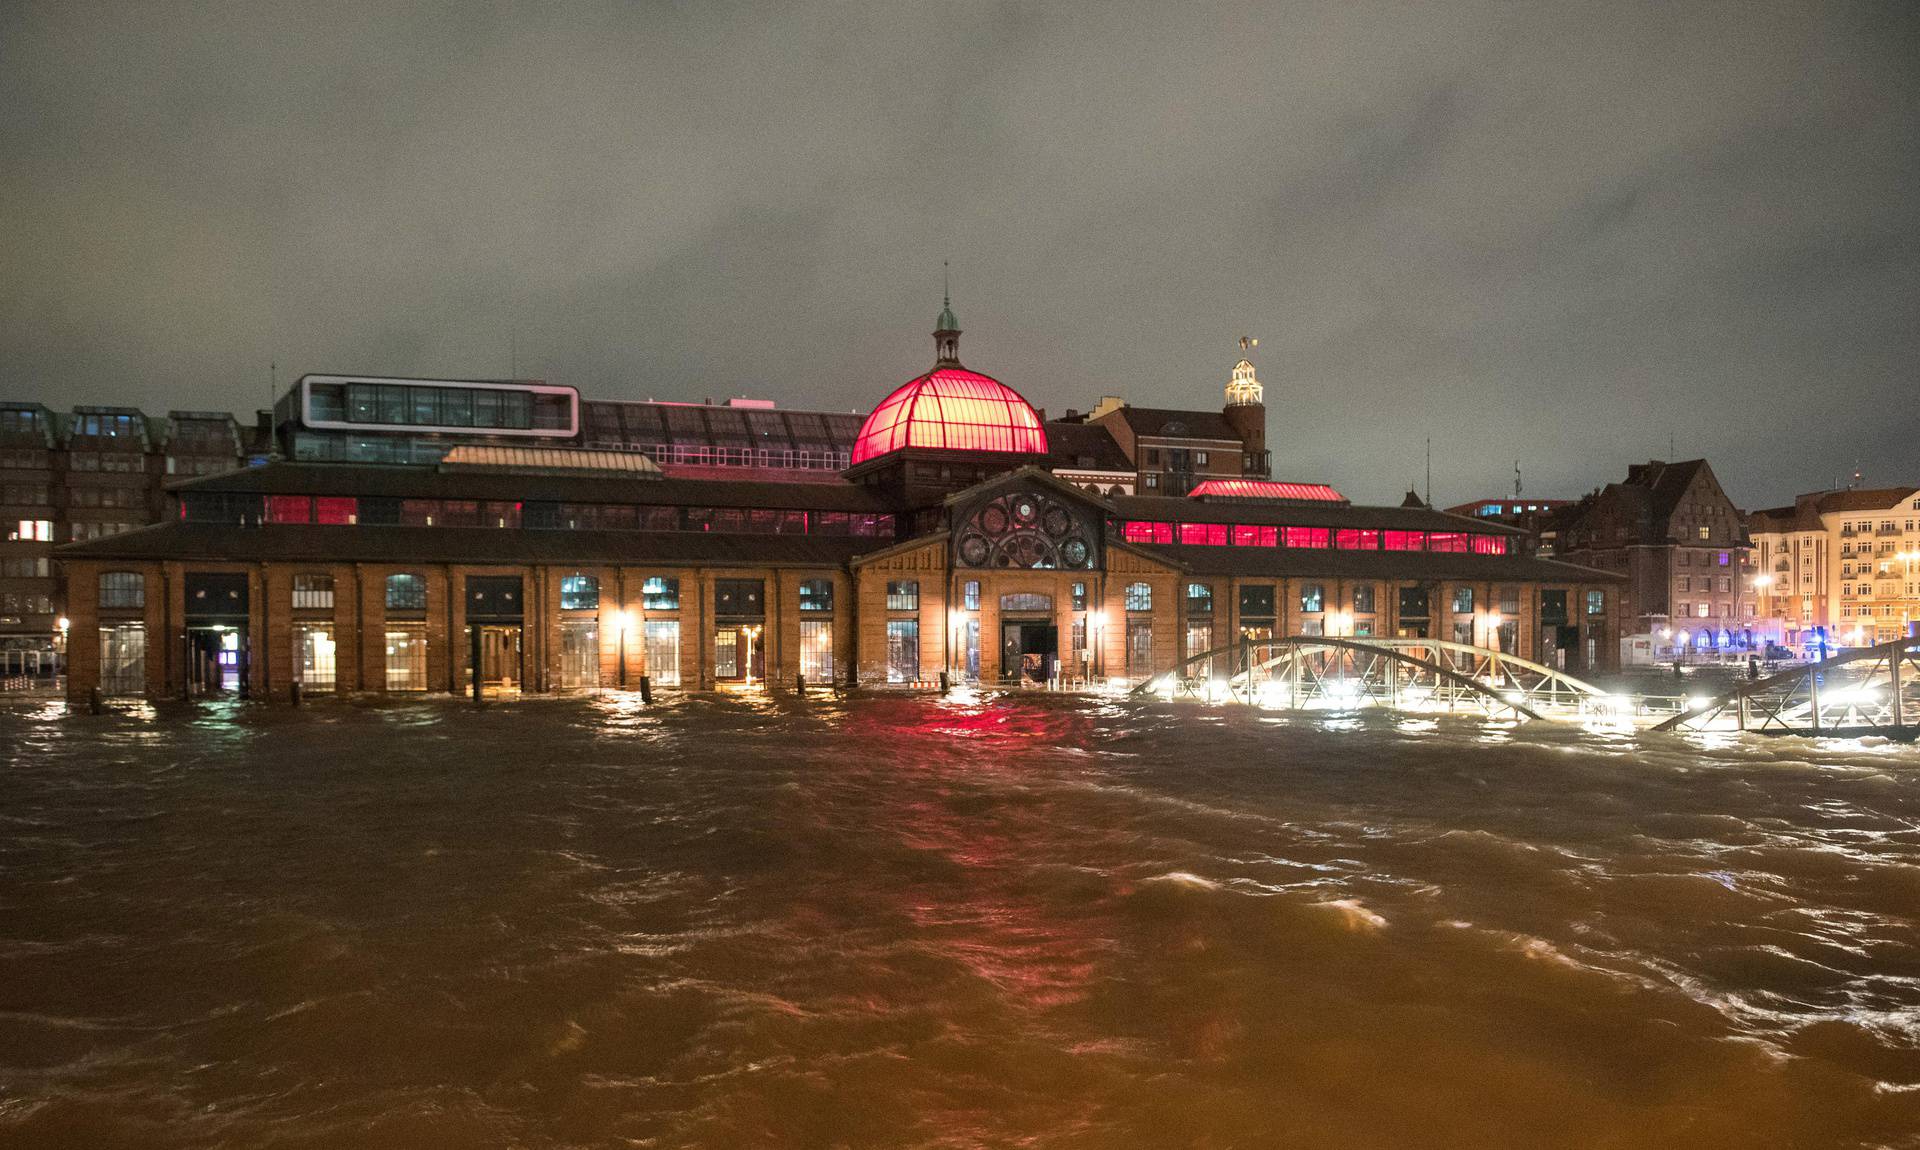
{"left": 933, "top": 262, "right": 961, "bottom": 364}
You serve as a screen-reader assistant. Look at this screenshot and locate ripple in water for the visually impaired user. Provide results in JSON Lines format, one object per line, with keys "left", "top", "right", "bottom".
{"left": 1, "top": 693, "right": 1918, "bottom": 1148}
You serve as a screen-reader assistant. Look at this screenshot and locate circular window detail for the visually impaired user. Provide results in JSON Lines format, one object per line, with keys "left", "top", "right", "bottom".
{"left": 995, "top": 534, "right": 1055, "bottom": 569}
{"left": 959, "top": 490, "right": 1098, "bottom": 570}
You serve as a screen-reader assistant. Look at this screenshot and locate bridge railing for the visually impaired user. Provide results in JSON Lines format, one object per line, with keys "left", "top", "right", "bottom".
{"left": 1135, "top": 635, "right": 1627, "bottom": 722}
{"left": 1651, "top": 638, "right": 1919, "bottom": 735}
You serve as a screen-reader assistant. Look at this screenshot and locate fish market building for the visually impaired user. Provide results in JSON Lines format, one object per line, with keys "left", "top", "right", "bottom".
{"left": 57, "top": 309, "right": 1622, "bottom": 701}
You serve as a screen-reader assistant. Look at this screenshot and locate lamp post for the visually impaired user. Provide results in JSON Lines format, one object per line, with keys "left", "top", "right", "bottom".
{"left": 1089, "top": 609, "right": 1106, "bottom": 681}
{"left": 1900, "top": 550, "right": 1919, "bottom": 639}
{"left": 741, "top": 624, "right": 762, "bottom": 686}
{"left": 948, "top": 608, "right": 965, "bottom": 680}
{"left": 616, "top": 609, "right": 632, "bottom": 688}
{"left": 1751, "top": 574, "right": 1774, "bottom": 654}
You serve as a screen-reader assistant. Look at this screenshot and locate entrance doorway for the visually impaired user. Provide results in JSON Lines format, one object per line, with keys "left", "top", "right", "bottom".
{"left": 184, "top": 573, "right": 251, "bottom": 698}
{"left": 713, "top": 625, "right": 766, "bottom": 683}
{"left": 186, "top": 625, "right": 245, "bottom": 695}
{"left": 476, "top": 625, "right": 522, "bottom": 692}
{"left": 1000, "top": 619, "right": 1058, "bottom": 684}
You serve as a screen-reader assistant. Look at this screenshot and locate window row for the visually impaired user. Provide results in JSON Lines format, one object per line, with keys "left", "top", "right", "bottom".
{"left": 188, "top": 494, "right": 896, "bottom": 538}
{"left": 1120, "top": 521, "right": 1510, "bottom": 554}
{"left": 308, "top": 382, "right": 571, "bottom": 432}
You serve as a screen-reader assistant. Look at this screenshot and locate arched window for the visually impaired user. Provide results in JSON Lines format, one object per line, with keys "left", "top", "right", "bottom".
{"left": 1000, "top": 592, "right": 1052, "bottom": 613}
{"left": 1125, "top": 582, "right": 1152, "bottom": 612}
{"left": 385, "top": 573, "right": 426, "bottom": 611}
{"left": 560, "top": 574, "right": 599, "bottom": 611}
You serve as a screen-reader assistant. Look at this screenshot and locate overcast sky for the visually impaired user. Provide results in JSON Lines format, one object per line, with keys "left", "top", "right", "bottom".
{"left": 3, "top": 2, "right": 1915, "bottom": 506}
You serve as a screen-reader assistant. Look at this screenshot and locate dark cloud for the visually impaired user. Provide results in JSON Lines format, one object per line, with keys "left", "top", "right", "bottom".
{"left": 2, "top": 1, "right": 1915, "bottom": 505}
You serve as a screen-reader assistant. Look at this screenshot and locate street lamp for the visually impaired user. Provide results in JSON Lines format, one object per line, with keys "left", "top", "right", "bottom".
{"left": 1899, "top": 551, "right": 1919, "bottom": 639}
{"left": 1088, "top": 609, "right": 1107, "bottom": 680}
{"left": 741, "top": 624, "right": 762, "bottom": 686}
{"left": 1481, "top": 610, "right": 1502, "bottom": 652}
{"left": 947, "top": 608, "right": 966, "bottom": 678}
{"left": 614, "top": 609, "right": 634, "bottom": 687}
{"left": 1750, "top": 574, "right": 1775, "bottom": 655}
{"left": 1328, "top": 611, "right": 1353, "bottom": 637}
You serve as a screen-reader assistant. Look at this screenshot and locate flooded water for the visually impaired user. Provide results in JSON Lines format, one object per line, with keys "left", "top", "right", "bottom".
{"left": 2, "top": 694, "right": 1919, "bottom": 1148}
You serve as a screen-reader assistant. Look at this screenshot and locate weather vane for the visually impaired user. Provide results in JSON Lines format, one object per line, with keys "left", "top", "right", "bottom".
{"left": 1238, "top": 335, "right": 1257, "bottom": 353}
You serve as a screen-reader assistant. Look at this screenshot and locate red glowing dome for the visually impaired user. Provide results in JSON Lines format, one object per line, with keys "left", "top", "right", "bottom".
{"left": 850, "top": 368, "right": 1050, "bottom": 465}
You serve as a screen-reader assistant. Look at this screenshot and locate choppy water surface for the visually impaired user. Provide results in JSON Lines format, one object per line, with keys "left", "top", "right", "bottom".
{"left": 2, "top": 695, "right": 1919, "bottom": 1149}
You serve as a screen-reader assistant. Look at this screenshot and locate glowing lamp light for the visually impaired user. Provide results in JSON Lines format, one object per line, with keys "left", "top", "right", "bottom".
{"left": 55, "top": 616, "right": 70, "bottom": 633}
{"left": 1328, "top": 611, "right": 1353, "bottom": 635}
{"left": 1089, "top": 610, "right": 1108, "bottom": 631}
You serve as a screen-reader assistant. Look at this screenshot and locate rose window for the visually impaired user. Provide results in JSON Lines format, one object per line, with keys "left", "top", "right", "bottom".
{"left": 955, "top": 492, "right": 1097, "bottom": 570}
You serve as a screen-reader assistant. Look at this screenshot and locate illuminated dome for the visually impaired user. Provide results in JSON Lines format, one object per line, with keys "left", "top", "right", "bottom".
{"left": 850, "top": 368, "right": 1050, "bottom": 464}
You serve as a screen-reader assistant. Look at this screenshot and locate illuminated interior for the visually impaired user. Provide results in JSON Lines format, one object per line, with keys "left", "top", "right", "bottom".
{"left": 850, "top": 369, "right": 1049, "bottom": 465}
{"left": 1187, "top": 479, "right": 1347, "bottom": 503}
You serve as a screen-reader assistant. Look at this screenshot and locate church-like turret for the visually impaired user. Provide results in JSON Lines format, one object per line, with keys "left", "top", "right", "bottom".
{"left": 1224, "top": 337, "right": 1269, "bottom": 476}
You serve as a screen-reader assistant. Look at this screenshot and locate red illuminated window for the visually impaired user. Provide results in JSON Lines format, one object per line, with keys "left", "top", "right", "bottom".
{"left": 266, "top": 495, "right": 311, "bottom": 524}
{"left": 849, "top": 369, "right": 1049, "bottom": 464}
{"left": 1178, "top": 522, "right": 1228, "bottom": 546}
{"left": 1335, "top": 528, "right": 1380, "bottom": 550}
{"left": 1471, "top": 534, "right": 1508, "bottom": 555}
{"left": 1123, "top": 521, "right": 1174, "bottom": 544}
{"left": 313, "top": 497, "right": 357, "bottom": 525}
{"left": 1231, "top": 524, "right": 1278, "bottom": 547}
{"left": 1429, "top": 532, "right": 1468, "bottom": 553}
{"left": 1284, "top": 527, "right": 1330, "bottom": 549}
{"left": 1383, "top": 531, "right": 1426, "bottom": 551}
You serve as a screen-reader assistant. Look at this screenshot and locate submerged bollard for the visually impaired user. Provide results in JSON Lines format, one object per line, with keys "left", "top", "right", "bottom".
{"left": 88, "top": 686, "right": 104, "bottom": 715}
{"left": 289, "top": 681, "right": 302, "bottom": 707}
{"left": 939, "top": 671, "right": 951, "bottom": 693}
{"left": 795, "top": 674, "right": 807, "bottom": 696}
{"left": 638, "top": 674, "right": 653, "bottom": 704}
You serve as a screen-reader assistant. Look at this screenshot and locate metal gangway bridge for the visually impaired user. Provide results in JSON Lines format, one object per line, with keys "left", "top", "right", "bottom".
{"left": 1132, "top": 636, "right": 1920, "bottom": 738}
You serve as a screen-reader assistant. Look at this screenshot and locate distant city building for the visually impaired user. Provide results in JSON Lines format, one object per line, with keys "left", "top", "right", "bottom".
{"left": 1749, "top": 486, "right": 1920, "bottom": 651}
{"left": 1444, "top": 497, "right": 1578, "bottom": 557}
{"left": 1554, "top": 459, "right": 1757, "bottom": 662}
{"left": 1048, "top": 351, "right": 1271, "bottom": 497}
{"left": 1, "top": 404, "right": 248, "bottom": 682}
{"left": 1446, "top": 497, "right": 1575, "bottom": 523}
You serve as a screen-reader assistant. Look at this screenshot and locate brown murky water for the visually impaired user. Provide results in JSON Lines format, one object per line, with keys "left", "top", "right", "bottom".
{"left": 2, "top": 694, "right": 1918, "bottom": 1148}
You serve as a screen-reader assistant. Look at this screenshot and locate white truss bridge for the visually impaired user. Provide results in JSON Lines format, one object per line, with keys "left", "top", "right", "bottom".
{"left": 1133, "top": 636, "right": 1920, "bottom": 739}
